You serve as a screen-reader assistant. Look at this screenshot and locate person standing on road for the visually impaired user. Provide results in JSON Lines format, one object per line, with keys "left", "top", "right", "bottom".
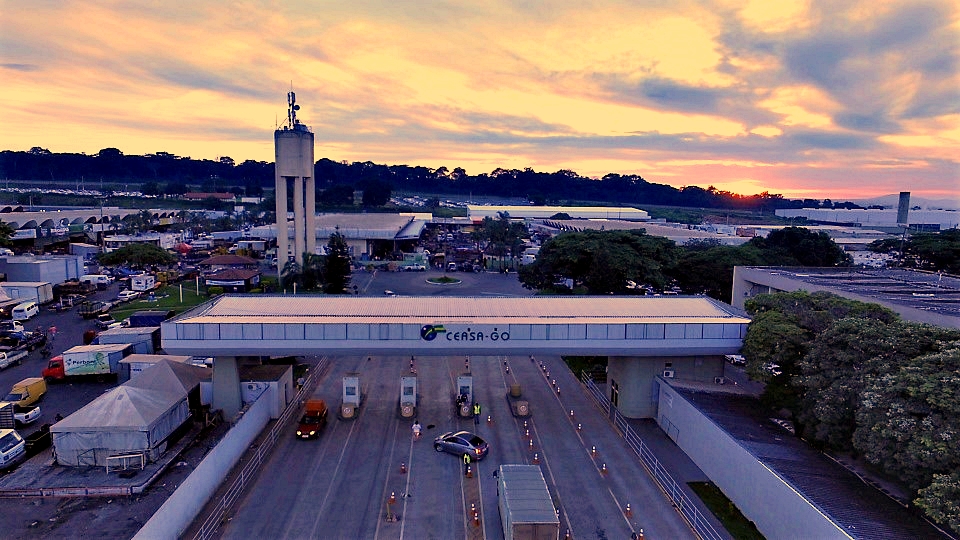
{"left": 463, "top": 452, "right": 471, "bottom": 475}
{"left": 473, "top": 402, "right": 481, "bottom": 425}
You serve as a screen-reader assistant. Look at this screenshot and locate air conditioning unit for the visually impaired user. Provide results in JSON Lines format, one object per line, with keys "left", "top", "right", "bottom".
{"left": 662, "top": 369, "right": 675, "bottom": 378}
{"left": 714, "top": 376, "right": 726, "bottom": 385}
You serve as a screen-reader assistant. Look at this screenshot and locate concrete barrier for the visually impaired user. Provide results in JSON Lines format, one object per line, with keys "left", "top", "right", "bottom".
{"left": 133, "top": 390, "right": 274, "bottom": 540}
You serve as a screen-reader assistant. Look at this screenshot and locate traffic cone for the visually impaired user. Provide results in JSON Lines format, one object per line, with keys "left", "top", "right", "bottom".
{"left": 625, "top": 503, "right": 632, "bottom": 518}
{"left": 466, "top": 465, "right": 473, "bottom": 478}
{"left": 577, "top": 423, "right": 582, "bottom": 432}
{"left": 529, "top": 439, "right": 534, "bottom": 451}
{"left": 570, "top": 409, "right": 575, "bottom": 418}
{"left": 533, "top": 452, "right": 540, "bottom": 464}
{"left": 487, "top": 415, "right": 492, "bottom": 424}
{"left": 400, "top": 462, "right": 407, "bottom": 474}
{"left": 591, "top": 446, "right": 597, "bottom": 458}
{"left": 600, "top": 463, "right": 608, "bottom": 475}
{"left": 389, "top": 491, "right": 396, "bottom": 504}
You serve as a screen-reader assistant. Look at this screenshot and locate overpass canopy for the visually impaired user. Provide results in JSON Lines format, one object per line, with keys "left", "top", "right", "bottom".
{"left": 162, "top": 295, "right": 749, "bottom": 357}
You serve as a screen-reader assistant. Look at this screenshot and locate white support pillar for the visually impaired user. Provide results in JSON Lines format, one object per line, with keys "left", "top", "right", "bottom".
{"left": 275, "top": 177, "right": 288, "bottom": 278}
{"left": 212, "top": 356, "right": 242, "bottom": 419}
{"left": 305, "top": 176, "right": 316, "bottom": 256}
{"left": 293, "top": 177, "right": 305, "bottom": 266}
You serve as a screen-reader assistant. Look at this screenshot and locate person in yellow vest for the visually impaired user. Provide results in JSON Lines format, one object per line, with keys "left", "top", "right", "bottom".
{"left": 463, "top": 452, "right": 471, "bottom": 475}
{"left": 473, "top": 402, "right": 481, "bottom": 425}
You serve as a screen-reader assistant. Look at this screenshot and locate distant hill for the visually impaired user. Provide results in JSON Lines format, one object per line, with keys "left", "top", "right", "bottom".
{"left": 852, "top": 194, "right": 960, "bottom": 211}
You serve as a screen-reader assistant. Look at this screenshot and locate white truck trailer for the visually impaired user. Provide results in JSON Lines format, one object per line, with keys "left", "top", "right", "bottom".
{"left": 497, "top": 464, "right": 560, "bottom": 540}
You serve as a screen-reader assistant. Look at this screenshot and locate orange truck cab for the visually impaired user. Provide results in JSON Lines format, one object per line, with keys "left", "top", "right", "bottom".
{"left": 296, "top": 399, "right": 328, "bottom": 440}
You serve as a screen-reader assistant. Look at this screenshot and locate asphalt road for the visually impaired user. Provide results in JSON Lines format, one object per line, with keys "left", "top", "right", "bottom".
{"left": 0, "top": 282, "right": 124, "bottom": 432}
{"left": 352, "top": 267, "right": 534, "bottom": 298}
{"left": 218, "top": 352, "right": 695, "bottom": 540}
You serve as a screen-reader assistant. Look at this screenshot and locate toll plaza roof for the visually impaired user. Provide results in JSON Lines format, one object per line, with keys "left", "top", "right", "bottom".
{"left": 162, "top": 295, "right": 749, "bottom": 357}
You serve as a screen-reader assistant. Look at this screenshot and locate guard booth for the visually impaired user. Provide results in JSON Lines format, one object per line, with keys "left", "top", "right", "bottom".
{"left": 455, "top": 374, "right": 473, "bottom": 418}
{"left": 340, "top": 374, "right": 361, "bottom": 420}
{"left": 399, "top": 376, "right": 417, "bottom": 418}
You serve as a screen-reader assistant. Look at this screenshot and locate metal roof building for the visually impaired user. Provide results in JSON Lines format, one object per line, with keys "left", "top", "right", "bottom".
{"left": 732, "top": 266, "right": 960, "bottom": 328}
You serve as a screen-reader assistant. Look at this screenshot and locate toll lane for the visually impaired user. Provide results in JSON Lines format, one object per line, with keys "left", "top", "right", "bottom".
{"left": 217, "top": 355, "right": 696, "bottom": 539}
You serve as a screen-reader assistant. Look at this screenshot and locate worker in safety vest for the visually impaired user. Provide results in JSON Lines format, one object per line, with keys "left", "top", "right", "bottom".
{"left": 473, "top": 402, "right": 481, "bottom": 425}
{"left": 463, "top": 452, "right": 471, "bottom": 474}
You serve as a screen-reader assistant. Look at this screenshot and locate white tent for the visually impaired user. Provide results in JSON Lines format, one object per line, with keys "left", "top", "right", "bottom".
{"left": 51, "top": 360, "right": 207, "bottom": 467}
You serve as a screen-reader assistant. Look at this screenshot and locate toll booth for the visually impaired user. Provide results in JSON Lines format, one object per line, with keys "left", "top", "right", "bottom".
{"left": 340, "top": 374, "right": 361, "bottom": 420}
{"left": 455, "top": 374, "right": 473, "bottom": 418}
{"left": 399, "top": 376, "right": 417, "bottom": 418}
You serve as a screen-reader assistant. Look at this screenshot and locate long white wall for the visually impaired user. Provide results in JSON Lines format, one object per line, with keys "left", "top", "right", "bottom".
{"left": 133, "top": 389, "right": 274, "bottom": 540}
{"left": 656, "top": 382, "right": 849, "bottom": 540}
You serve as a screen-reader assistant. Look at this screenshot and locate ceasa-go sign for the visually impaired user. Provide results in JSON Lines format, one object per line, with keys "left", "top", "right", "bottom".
{"left": 420, "top": 324, "right": 510, "bottom": 343}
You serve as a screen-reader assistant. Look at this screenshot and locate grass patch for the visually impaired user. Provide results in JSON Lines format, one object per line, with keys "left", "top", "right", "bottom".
{"left": 427, "top": 276, "right": 460, "bottom": 284}
{"left": 561, "top": 356, "right": 607, "bottom": 380}
{"left": 688, "top": 482, "right": 765, "bottom": 540}
{"left": 109, "top": 283, "right": 211, "bottom": 322}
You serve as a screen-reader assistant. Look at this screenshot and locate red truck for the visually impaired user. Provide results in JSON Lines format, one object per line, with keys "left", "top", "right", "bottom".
{"left": 296, "top": 399, "right": 328, "bottom": 440}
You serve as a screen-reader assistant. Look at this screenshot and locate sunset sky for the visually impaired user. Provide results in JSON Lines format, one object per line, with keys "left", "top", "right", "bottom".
{"left": 1, "top": 0, "right": 958, "bottom": 201}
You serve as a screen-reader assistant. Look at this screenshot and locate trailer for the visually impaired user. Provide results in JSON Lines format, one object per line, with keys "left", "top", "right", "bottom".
{"left": 497, "top": 465, "right": 560, "bottom": 540}
{"left": 0, "top": 282, "right": 54, "bottom": 305}
{"left": 95, "top": 326, "right": 160, "bottom": 355}
{"left": 130, "top": 274, "right": 156, "bottom": 292}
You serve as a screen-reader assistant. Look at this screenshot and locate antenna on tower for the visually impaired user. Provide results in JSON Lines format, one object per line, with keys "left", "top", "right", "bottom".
{"left": 287, "top": 91, "right": 298, "bottom": 128}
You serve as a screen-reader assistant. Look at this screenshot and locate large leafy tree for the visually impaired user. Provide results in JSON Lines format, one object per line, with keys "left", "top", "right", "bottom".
{"left": 671, "top": 242, "right": 766, "bottom": 301}
{"left": 854, "top": 345, "right": 960, "bottom": 491}
{"left": 916, "top": 471, "right": 960, "bottom": 535}
{"left": 748, "top": 226, "right": 851, "bottom": 267}
{"left": 98, "top": 243, "right": 176, "bottom": 267}
{"left": 741, "top": 291, "right": 897, "bottom": 419}
{"left": 870, "top": 229, "right": 960, "bottom": 273}
{"left": 519, "top": 230, "right": 677, "bottom": 294}
{"left": 478, "top": 213, "right": 528, "bottom": 267}
{"left": 799, "top": 320, "right": 960, "bottom": 450}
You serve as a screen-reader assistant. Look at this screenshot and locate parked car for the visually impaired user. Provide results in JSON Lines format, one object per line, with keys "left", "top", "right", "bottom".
{"left": 116, "top": 290, "right": 140, "bottom": 302}
{"left": 433, "top": 430, "right": 489, "bottom": 460}
{"left": 95, "top": 314, "right": 117, "bottom": 330}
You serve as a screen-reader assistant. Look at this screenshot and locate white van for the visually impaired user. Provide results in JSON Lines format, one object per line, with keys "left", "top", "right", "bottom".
{"left": 11, "top": 301, "right": 38, "bottom": 321}
{"left": 80, "top": 274, "right": 112, "bottom": 286}
{"left": 0, "top": 429, "right": 26, "bottom": 470}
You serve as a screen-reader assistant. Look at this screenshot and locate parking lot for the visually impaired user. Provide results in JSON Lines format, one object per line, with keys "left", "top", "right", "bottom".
{"left": 217, "top": 352, "right": 696, "bottom": 539}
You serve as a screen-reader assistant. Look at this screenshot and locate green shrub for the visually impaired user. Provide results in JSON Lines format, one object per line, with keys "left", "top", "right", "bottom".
{"left": 207, "top": 286, "right": 224, "bottom": 296}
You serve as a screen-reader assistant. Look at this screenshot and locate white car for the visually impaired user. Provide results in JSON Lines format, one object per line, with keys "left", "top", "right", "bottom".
{"left": 117, "top": 290, "right": 140, "bottom": 302}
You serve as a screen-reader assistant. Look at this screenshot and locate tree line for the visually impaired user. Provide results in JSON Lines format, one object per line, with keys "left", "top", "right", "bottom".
{"left": 1, "top": 147, "right": 864, "bottom": 212}
{"left": 741, "top": 291, "right": 960, "bottom": 534}
{"left": 518, "top": 226, "right": 851, "bottom": 301}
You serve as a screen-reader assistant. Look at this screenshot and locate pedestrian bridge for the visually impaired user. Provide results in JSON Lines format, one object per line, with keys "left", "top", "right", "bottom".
{"left": 161, "top": 294, "right": 751, "bottom": 419}
{"left": 161, "top": 295, "right": 749, "bottom": 357}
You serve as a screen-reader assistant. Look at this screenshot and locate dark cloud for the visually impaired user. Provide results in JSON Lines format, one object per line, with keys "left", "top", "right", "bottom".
{"left": 1, "top": 63, "right": 40, "bottom": 72}
{"left": 585, "top": 73, "right": 778, "bottom": 128}
{"left": 151, "top": 64, "right": 274, "bottom": 100}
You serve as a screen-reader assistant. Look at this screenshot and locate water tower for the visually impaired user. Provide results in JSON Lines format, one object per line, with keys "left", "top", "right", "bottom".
{"left": 275, "top": 91, "right": 316, "bottom": 271}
